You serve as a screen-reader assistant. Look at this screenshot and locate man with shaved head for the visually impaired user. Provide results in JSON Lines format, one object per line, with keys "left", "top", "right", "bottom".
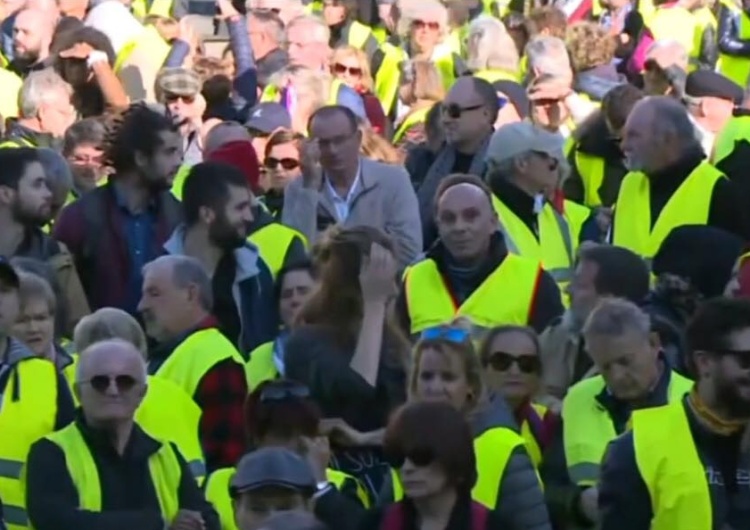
{"left": 11, "top": 8, "right": 55, "bottom": 76}
{"left": 612, "top": 96, "right": 749, "bottom": 260}
{"left": 138, "top": 254, "right": 248, "bottom": 473}
{"left": 396, "top": 173, "right": 563, "bottom": 338}
{"left": 25, "top": 339, "right": 220, "bottom": 530}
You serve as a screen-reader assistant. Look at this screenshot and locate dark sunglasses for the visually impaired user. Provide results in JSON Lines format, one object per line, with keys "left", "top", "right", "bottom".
{"left": 333, "top": 63, "right": 363, "bottom": 76}
{"left": 385, "top": 447, "right": 435, "bottom": 468}
{"left": 412, "top": 19, "right": 440, "bottom": 31}
{"left": 259, "top": 382, "right": 311, "bottom": 402}
{"left": 442, "top": 103, "right": 484, "bottom": 119}
{"left": 420, "top": 326, "right": 471, "bottom": 343}
{"left": 265, "top": 157, "right": 300, "bottom": 170}
{"left": 84, "top": 374, "right": 138, "bottom": 394}
{"left": 485, "top": 352, "right": 541, "bottom": 374}
{"left": 164, "top": 93, "right": 196, "bottom": 104}
{"left": 533, "top": 151, "right": 559, "bottom": 171}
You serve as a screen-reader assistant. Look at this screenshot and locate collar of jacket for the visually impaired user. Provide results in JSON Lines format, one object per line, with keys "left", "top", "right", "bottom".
{"left": 248, "top": 203, "right": 277, "bottom": 235}
{"left": 646, "top": 146, "right": 705, "bottom": 192}
{"left": 2, "top": 337, "right": 35, "bottom": 366}
{"left": 74, "top": 410, "right": 162, "bottom": 461}
{"left": 489, "top": 177, "right": 538, "bottom": 233}
{"left": 595, "top": 354, "right": 672, "bottom": 413}
{"left": 148, "top": 314, "right": 219, "bottom": 366}
{"left": 164, "top": 224, "right": 260, "bottom": 283}
{"left": 4, "top": 119, "right": 56, "bottom": 148}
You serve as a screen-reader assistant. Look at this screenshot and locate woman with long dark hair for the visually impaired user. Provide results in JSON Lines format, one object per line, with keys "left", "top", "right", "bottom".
{"left": 285, "top": 225, "right": 410, "bottom": 501}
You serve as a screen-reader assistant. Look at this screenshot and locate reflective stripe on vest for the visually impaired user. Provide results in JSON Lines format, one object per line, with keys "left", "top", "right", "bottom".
{"left": 713, "top": 115, "right": 750, "bottom": 164}
{"left": 374, "top": 42, "right": 406, "bottom": 115}
{"left": 45, "top": 423, "right": 181, "bottom": 518}
{"left": 719, "top": 10, "right": 750, "bottom": 87}
{"left": 492, "top": 196, "right": 574, "bottom": 286}
{"left": 393, "top": 106, "right": 431, "bottom": 145}
{"left": 632, "top": 402, "right": 712, "bottom": 530}
{"left": 612, "top": 161, "right": 725, "bottom": 259}
{"left": 134, "top": 376, "right": 205, "bottom": 483}
{"left": 155, "top": 328, "right": 245, "bottom": 397}
{"left": 404, "top": 254, "right": 540, "bottom": 335}
{"left": 248, "top": 223, "right": 307, "bottom": 278}
{"left": 648, "top": 7, "right": 697, "bottom": 59}
{"left": 574, "top": 150, "right": 606, "bottom": 207}
{"left": 562, "top": 371, "right": 692, "bottom": 486}
{"left": 0, "top": 358, "right": 58, "bottom": 530}
{"left": 245, "top": 341, "right": 278, "bottom": 391}
{"left": 391, "top": 426, "right": 525, "bottom": 508}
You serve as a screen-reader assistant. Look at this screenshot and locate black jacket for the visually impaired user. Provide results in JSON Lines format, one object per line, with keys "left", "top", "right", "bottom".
{"left": 609, "top": 147, "right": 750, "bottom": 241}
{"left": 599, "top": 396, "right": 750, "bottom": 530}
{"left": 563, "top": 113, "right": 629, "bottom": 208}
{"left": 25, "top": 415, "right": 220, "bottom": 530}
{"left": 541, "top": 363, "right": 675, "bottom": 529}
{"left": 394, "top": 233, "right": 564, "bottom": 337}
{"left": 718, "top": 4, "right": 750, "bottom": 59}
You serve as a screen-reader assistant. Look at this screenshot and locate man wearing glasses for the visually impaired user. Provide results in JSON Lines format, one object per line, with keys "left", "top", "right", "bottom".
{"left": 24, "top": 339, "right": 220, "bottom": 530}
{"left": 0, "top": 258, "right": 74, "bottom": 530}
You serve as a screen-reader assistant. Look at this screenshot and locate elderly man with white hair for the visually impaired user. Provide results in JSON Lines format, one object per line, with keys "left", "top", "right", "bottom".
{"left": 24, "top": 339, "right": 221, "bottom": 530}
{"left": 466, "top": 15, "right": 519, "bottom": 83}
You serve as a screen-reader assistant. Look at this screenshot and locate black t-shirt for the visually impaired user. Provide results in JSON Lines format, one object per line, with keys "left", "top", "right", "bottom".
{"left": 451, "top": 152, "right": 474, "bottom": 174}
{"left": 212, "top": 253, "right": 241, "bottom": 347}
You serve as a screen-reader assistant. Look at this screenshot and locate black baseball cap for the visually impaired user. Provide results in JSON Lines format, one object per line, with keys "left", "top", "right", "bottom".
{"left": 230, "top": 448, "right": 317, "bottom": 498}
{"left": 0, "top": 257, "right": 18, "bottom": 289}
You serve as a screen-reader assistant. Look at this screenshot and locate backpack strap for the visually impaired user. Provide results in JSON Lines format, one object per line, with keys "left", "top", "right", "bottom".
{"left": 470, "top": 502, "right": 489, "bottom": 530}
{"left": 381, "top": 503, "right": 406, "bottom": 530}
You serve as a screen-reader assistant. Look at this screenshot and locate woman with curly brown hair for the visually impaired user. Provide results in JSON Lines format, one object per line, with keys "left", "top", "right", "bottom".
{"left": 285, "top": 225, "right": 410, "bottom": 501}
{"left": 566, "top": 21, "right": 625, "bottom": 103}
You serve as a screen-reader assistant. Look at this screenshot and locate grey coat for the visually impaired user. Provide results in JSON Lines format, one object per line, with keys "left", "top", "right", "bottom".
{"left": 281, "top": 157, "right": 422, "bottom": 268}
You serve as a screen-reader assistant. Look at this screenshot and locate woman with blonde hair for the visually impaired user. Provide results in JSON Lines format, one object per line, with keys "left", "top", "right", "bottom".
{"left": 467, "top": 15, "right": 520, "bottom": 83}
{"left": 398, "top": 0, "right": 468, "bottom": 90}
{"left": 73, "top": 308, "right": 207, "bottom": 483}
{"left": 393, "top": 59, "right": 444, "bottom": 150}
{"left": 378, "top": 322, "right": 552, "bottom": 528}
{"left": 330, "top": 45, "right": 387, "bottom": 135}
{"left": 360, "top": 123, "right": 403, "bottom": 164}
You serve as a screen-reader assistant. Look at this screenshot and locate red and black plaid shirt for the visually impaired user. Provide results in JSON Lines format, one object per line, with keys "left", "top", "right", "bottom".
{"left": 194, "top": 358, "right": 248, "bottom": 472}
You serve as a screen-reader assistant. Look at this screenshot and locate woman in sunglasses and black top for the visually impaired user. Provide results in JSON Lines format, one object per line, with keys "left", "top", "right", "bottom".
{"left": 262, "top": 129, "right": 304, "bottom": 220}
{"left": 204, "top": 379, "right": 371, "bottom": 530}
{"left": 359, "top": 400, "right": 507, "bottom": 530}
{"left": 379, "top": 324, "right": 553, "bottom": 530}
{"left": 479, "top": 326, "right": 559, "bottom": 470}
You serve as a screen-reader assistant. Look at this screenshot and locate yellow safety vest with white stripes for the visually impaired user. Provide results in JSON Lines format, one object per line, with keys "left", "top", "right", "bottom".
{"left": 562, "top": 371, "right": 692, "bottom": 486}
{"left": 632, "top": 401, "right": 713, "bottom": 530}
{"left": 0, "top": 358, "right": 58, "bottom": 530}
{"left": 42, "top": 422, "right": 181, "bottom": 520}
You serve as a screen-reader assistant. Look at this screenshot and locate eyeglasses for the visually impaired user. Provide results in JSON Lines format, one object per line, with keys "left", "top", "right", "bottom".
{"left": 265, "top": 157, "right": 300, "bottom": 170}
{"left": 485, "top": 352, "right": 541, "bottom": 374}
{"left": 82, "top": 374, "right": 139, "bottom": 394}
{"left": 165, "top": 93, "right": 196, "bottom": 104}
{"left": 412, "top": 19, "right": 440, "bottom": 31}
{"left": 385, "top": 446, "right": 435, "bottom": 468}
{"left": 333, "top": 63, "right": 363, "bottom": 77}
{"left": 420, "top": 326, "right": 471, "bottom": 343}
{"left": 259, "top": 381, "right": 311, "bottom": 402}
{"left": 442, "top": 103, "right": 484, "bottom": 119}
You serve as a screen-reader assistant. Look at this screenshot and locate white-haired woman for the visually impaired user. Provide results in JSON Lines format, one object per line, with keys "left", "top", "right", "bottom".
{"left": 467, "top": 15, "right": 520, "bottom": 84}
{"left": 398, "top": 0, "right": 468, "bottom": 90}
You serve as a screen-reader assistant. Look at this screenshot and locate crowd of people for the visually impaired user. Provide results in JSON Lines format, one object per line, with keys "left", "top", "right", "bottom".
{"left": 2, "top": 0, "right": 750, "bottom": 528}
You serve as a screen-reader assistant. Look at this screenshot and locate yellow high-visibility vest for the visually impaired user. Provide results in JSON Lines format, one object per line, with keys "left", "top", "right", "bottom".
{"left": 131, "top": 0, "right": 172, "bottom": 19}
{"left": 632, "top": 401, "right": 712, "bottom": 530}
{"left": 648, "top": 7, "right": 698, "bottom": 61}
{"left": 690, "top": 7, "right": 717, "bottom": 71}
{"left": 492, "top": 195, "right": 574, "bottom": 292}
{"left": 719, "top": 9, "right": 750, "bottom": 87}
{"left": 612, "top": 162, "right": 725, "bottom": 260}
{"left": 154, "top": 328, "right": 245, "bottom": 398}
{"left": 245, "top": 341, "right": 278, "bottom": 391}
{"left": 404, "top": 254, "right": 541, "bottom": 334}
{"left": 562, "top": 371, "right": 692, "bottom": 486}
{"left": 0, "top": 137, "right": 35, "bottom": 149}
{"left": 42, "top": 422, "right": 181, "bottom": 519}
{"left": 564, "top": 200, "right": 591, "bottom": 246}
{"left": 0, "top": 358, "right": 58, "bottom": 530}
{"left": 713, "top": 115, "right": 750, "bottom": 164}
{"left": 393, "top": 106, "right": 431, "bottom": 145}
{"left": 113, "top": 25, "right": 169, "bottom": 74}
{"left": 433, "top": 52, "right": 458, "bottom": 92}
{"left": 573, "top": 150, "right": 607, "bottom": 208}
{"left": 346, "top": 20, "right": 375, "bottom": 51}
{"left": 374, "top": 42, "right": 407, "bottom": 116}
{"left": 520, "top": 403, "right": 549, "bottom": 469}
{"left": 248, "top": 223, "right": 307, "bottom": 279}
{"left": 391, "top": 426, "right": 526, "bottom": 508}
{"left": 261, "top": 79, "right": 344, "bottom": 106}
{"left": 205, "top": 466, "right": 370, "bottom": 530}
{"left": 474, "top": 69, "right": 519, "bottom": 84}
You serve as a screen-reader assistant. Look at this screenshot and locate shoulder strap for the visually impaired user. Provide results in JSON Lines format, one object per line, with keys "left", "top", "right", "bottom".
{"left": 470, "top": 502, "right": 489, "bottom": 530}
{"left": 381, "top": 503, "right": 405, "bottom": 530}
